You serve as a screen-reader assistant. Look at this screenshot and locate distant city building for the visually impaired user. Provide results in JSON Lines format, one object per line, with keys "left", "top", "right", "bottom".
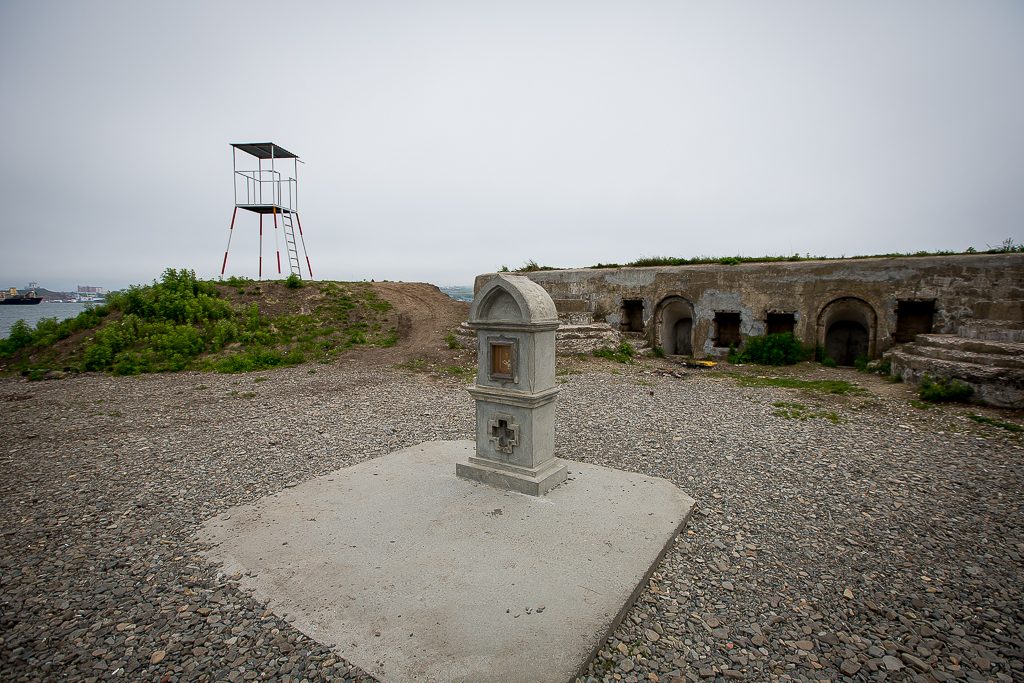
{"left": 28, "top": 281, "right": 38, "bottom": 289}
{"left": 77, "top": 286, "right": 106, "bottom": 294}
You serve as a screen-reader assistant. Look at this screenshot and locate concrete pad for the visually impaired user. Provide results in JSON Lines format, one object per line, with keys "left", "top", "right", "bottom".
{"left": 200, "top": 441, "right": 695, "bottom": 683}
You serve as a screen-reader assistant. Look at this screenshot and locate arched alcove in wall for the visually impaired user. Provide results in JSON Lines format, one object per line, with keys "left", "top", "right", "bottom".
{"left": 817, "top": 297, "right": 877, "bottom": 365}
{"left": 657, "top": 297, "right": 694, "bottom": 356}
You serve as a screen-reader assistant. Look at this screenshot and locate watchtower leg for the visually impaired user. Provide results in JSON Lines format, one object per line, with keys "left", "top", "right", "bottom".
{"left": 222, "top": 207, "right": 238, "bottom": 275}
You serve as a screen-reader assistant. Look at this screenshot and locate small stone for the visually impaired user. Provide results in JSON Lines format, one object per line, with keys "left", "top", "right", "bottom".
{"left": 840, "top": 660, "right": 862, "bottom": 676}
{"left": 646, "top": 629, "right": 660, "bottom": 642}
{"left": 882, "top": 655, "right": 903, "bottom": 671}
{"left": 795, "top": 640, "right": 814, "bottom": 652}
{"left": 711, "top": 627, "right": 730, "bottom": 639}
{"left": 621, "top": 659, "right": 635, "bottom": 673}
{"left": 901, "top": 653, "right": 930, "bottom": 672}
{"left": 724, "top": 671, "right": 744, "bottom": 680}
{"left": 843, "top": 587, "right": 854, "bottom": 599}
{"left": 150, "top": 651, "right": 165, "bottom": 665}
{"left": 971, "top": 657, "right": 992, "bottom": 671}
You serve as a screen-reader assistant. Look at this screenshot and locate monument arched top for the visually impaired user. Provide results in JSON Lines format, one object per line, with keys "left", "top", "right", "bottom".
{"left": 468, "top": 274, "right": 558, "bottom": 329}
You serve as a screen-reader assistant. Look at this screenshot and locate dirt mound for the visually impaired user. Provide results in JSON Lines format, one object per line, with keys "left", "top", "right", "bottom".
{"left": 345, "top": 281, "right": 471, "bottom": 366}
{"left": 1, "top": 280, "right": 473, "bottom": 376}
{"left": 224, "top": 278, "right": 472, "bottom": 367}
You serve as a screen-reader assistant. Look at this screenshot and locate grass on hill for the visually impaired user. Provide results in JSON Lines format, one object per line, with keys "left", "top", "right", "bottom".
{"left": 499, "top": 238, "right": 1022, "bottom": 272}
{"left": 0, "top": 268, "right": 399, "bottom": 378}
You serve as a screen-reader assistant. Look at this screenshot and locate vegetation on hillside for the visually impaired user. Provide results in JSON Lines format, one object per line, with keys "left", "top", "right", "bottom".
{"left": 1, "top": 268, "right": 399, "bottom": 377}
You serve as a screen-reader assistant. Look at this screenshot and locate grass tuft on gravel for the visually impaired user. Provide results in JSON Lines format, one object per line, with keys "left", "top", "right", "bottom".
{"left": 968, "top": 413, "right": 1022, "bottom": 433}
{"left": 772, "top": 401, "right": 846, "bottom": 423}
{"left": 729, "top": 374, "right": 865, "bottom": 395}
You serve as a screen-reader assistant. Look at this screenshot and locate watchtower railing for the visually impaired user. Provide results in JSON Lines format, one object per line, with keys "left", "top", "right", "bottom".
{"left": 233, "top": 169, "right": 298, "bottom": 213}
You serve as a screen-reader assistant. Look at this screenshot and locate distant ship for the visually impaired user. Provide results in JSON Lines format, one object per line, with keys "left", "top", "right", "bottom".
{"left": 0, "top": 287, "right": 42, "bottom": 305}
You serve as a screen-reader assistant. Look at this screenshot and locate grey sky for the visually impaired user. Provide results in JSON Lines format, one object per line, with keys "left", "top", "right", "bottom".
{"left": 1, "top": 1, "right": 1022, "bottom": 292}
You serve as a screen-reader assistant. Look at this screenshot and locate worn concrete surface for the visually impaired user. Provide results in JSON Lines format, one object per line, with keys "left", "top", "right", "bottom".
{"left": 200, "top": 440, "right": 695, "bottom": 683}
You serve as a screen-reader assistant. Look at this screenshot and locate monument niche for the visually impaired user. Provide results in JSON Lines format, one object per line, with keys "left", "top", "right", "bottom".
{"left": 456, "top": 273, "right": 568, "bottom": 496}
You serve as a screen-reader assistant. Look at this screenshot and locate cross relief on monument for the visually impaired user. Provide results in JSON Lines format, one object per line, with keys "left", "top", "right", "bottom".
{"left": 488, "top": 414, "right": 520, "bottom": 454}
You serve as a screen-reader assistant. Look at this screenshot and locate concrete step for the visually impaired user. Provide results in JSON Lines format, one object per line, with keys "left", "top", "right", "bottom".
{"left": 915, "top": 333, "right": 1024, "bottom": 356}
{"left": 902, "top": 345, "right": 1024, "bottom": 370}
{"left": 889, "top": 349, "right": 1024, "bottom": 409}
{"left": 906, "top": 335, "right": 1024, "bottom": 366}
{"left": 957, "top": 319, "right": 1024, "bottom": 343}
{"left": 557, "top": 323, "right": 622, "bottom": 339}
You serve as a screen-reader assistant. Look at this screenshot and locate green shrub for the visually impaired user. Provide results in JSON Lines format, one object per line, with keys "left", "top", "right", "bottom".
{"left": 445, "top": 332, "right": 459, "bottom": 349}
{"left": 727, "top": 343, "right": 742, "bottom": 364}
{"left": 732, "top": 332, "right": 804, "bottom": 366}
{"left": 853, "top": 354, "right": 871, "bottom": 372}
{"left": 0, "top": 320, "right": 34, "bottom": 356}
{"left": 285, "top": 273, "right": 303, "bottom": 289}
{"left": 920, "top": 375, "right": 973, "bottom": 403}
{"left": 214, "top": 348, "right": 305, "bottom": 374}
{"left": 651, "top": 345, "right": 665, "bottom": 358}
{"left": 82, "top": 343, "right": 114, "bottom": 371}
{"left": 876, "top": 356, "right": 892, "bottom": 376}
{"left": 595, "top": 342, "right": 635, "bottom": 363}
{"left": 821, "top": 356, "right": 837, "bottom": 368}
{"left": 113, "top": 268, "right": 229, "bottom": 324}
{"left": 112, "top": 351, "right": 151, "bottom": 376}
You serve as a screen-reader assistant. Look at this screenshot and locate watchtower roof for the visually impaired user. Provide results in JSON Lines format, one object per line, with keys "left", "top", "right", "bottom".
{"left": 230, "top": 142, "right": 299, "bottom": 159}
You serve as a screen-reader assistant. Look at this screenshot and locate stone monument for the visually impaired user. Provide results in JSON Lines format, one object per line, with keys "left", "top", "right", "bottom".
{"left": 456, "top": 273, "right": 568, "bottom": 496}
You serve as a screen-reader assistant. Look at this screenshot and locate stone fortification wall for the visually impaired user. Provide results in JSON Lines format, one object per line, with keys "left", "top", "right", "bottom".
{"left": 473, "top": 254, "right": 1024, "bottom": 362}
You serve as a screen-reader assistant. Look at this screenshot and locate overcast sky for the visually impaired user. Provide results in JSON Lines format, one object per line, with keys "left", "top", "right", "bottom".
{"left": 1, "top": 1, "right": 1022, "bottom": 292}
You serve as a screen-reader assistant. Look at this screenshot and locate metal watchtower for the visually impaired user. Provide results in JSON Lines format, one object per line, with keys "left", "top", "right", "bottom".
{"left": 222, "top": 142, "right": 313, "bottom": 279}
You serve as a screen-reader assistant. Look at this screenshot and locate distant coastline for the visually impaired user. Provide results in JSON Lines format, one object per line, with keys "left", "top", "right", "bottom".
{"left": 438, "top": 285, "right": 473, "bottom": 302}
{"left": 0, "top": 301, "right": 91, "bottom": 339}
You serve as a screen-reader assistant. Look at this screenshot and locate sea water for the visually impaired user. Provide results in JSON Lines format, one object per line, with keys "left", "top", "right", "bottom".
{"left": 0, "top": 302, "right": 91, "bottom": 339}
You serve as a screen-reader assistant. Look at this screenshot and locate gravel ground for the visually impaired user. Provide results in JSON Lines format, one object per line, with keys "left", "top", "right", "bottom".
{"left": 1, "top": 358, "right": 1021, "bottom": 683}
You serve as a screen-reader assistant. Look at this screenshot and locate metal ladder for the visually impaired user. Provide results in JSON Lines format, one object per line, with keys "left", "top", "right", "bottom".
{"left": 281, "top": 212, "right": 302, "bottom": 278}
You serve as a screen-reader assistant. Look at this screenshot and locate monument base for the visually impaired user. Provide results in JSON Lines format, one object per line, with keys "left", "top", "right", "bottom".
{"left": 200, "top": 440, "right": 695, "bottom": 683}
{"left": 456, "top": 455, "right": 568, "bottom": 496}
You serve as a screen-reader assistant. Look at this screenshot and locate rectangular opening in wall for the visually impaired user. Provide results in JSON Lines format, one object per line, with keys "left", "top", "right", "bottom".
{"left": 621, "top": 299, "right": 645, "bottom": 332}
{"left": 767, "top": 312, "right": 796, "bottom": 336}
{"left": 713, "top": 312, "right": 741, "bottom": 347}
{"left": 895, "top": 300, "right": 935, "bottom": 343}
